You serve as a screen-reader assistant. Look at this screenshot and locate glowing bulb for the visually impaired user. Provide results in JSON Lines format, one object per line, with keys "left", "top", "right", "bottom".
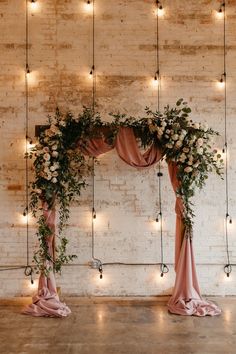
{"left": 152, "top": 73, "right": 159, "bottom": 87}
{"left": 27, "top": 141, "right": 35, "bottom": 150}
{"left": 215, "top": 10, "right": 224, "bottom": 19}
{"left": 217, "top": 78, "right": 225, "bottom": 89}
{"left": 85, "top": 0, "right": 93, "bottom": 13}
{"left": 30, "top": 0, "right": 38, "bottom": 11}
{"left": 157, "top": 7, "right": 164, "bottom": 17}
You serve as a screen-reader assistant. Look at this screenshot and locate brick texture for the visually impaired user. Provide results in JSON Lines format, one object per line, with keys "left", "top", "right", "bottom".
{"left": 0, "top": 0, "right": 236, "bottom": 297}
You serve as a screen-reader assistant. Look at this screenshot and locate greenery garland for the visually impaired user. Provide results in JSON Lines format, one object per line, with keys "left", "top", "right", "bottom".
{"left": 29, "top": 100, "right": 223, "bottom": 275}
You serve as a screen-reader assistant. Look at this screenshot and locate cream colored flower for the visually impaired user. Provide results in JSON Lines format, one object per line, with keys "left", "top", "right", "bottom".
{"left": 52, "top": 144, "right": 58, "bottom": 151}
{"left": 52, "top": 151, "right": 59, "bottom": 158}
{"left": 197, "top": 147, "right": 203, "bottom": 155}
{"left": 43, "top": 153, "right": 51, "bottom": 161}
{"left": 52, "top": 177, "right": 58, "bottom": 183}
{"left": 196, "top": 138, "right": 204, "bottom": 147}
{"left": 175, "top": 140, "right": 182, "bottom": 148}
{"left": 172, "top": 134, "right": 179, "bottom": 141}
{"left": 184, "top": 166, "right": 193, "bottom": 173}
{"left": 183, "top": 147, "right": 189, "bottom": 153}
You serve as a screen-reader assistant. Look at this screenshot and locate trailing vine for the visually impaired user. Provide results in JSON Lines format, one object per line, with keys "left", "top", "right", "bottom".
{"left": 29, "top": 100, "right": 223, "bottom": 275}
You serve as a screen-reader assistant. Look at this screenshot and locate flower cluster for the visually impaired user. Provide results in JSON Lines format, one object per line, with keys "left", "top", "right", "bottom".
{"left": 146, "top": 99, "right": 223, "bottom": 227}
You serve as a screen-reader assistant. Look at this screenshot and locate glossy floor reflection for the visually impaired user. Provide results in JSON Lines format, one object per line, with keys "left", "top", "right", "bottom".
{"left": 0, "top": 297, "right": 235, "bottom": 354}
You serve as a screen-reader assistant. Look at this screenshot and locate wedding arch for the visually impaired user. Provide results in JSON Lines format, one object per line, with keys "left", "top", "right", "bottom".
{"left": 22, "top": 99, "right": 223, "bottom": 317}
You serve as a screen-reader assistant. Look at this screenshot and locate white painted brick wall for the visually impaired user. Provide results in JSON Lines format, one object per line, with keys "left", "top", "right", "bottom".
{"left": 0, "top": 0, "right": 236, "bottom": 297}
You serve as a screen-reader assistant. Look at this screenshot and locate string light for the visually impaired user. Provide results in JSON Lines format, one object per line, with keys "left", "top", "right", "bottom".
{"left": 218, "top": 72, "right": 226, "bottom": 88}
{"left": 24, "top": 265, "right": 34, "bottom": 285}
{"left": 92, "top": 207, "right": 97, "bottom": 219}
{"left": 218, "top": 1, "right": 233, "bottom": 278}
{"left": 156, "top": 0, "right": 164, "bottom": 17}
{"left": 24, "top": 0, "right": 31, "bottom": 283}
{"left": 154, "top": 8, "right": 168, "bottom": 278}
{"left": 89, "top": 65, "right": 95, "bottom": 78}
{"left": 30, "top": 0, "right": 37, "bottom": 11}
{"left": 85, "top": 0, "right": 93, "bottom": 13}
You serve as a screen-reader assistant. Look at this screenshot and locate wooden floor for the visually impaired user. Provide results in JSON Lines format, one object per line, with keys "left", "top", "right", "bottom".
{"left": 0, "top": 297, "right": 235, "bottom": 354}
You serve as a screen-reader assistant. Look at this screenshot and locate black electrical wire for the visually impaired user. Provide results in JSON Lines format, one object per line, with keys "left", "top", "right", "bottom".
{"left": 155, "top": 1, "right": 169, "bottom": 277}
{"left": 24, "top": 0, "right": 34, "bottom": 283}
{"left": 222, "top": 1, "right": 232, "bottom": 277}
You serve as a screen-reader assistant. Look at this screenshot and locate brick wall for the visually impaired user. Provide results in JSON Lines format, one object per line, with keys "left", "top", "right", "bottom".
{"left": 0, "top": 0, "right": 236, "bottom": 297}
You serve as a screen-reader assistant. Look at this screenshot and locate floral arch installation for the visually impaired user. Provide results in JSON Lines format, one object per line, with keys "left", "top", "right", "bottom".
{"left": 22, "top": 100, "right": 223, "bottom": 318}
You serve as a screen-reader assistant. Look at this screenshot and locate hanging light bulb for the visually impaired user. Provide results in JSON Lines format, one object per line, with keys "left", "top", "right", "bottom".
{"left": 89, "top": 65, "right": 95, "bottom": 78}
{"left": 224, "top": 264, "right": 232, "bottom": 278}
{"left": 156, "top": 0, "right": 164, "bottom": 17}
{"left": 216, "top": 2, "right": 225, "bottom": 19}
{"left": 217, "top": 72, "right": 226, "bottom": 89}
{"left": 155, "top": 211, "right": 162, "bottom": 223}
{"left": 152, "top": 71, "right": 159, "bottom": 87}
{"left": 92, "top": 207, "right": 97, "bottom": 219}
{"left": 99, "top": 265, "right": 103, "bottom": 279}
{"left": 30, "top": 0, "right": 37, "bottom": 11}
{"left": 160, "top": 263, "right": 169, "bottom": 278}
{"left": 26, "top": 64, "right": 30, "bottom": 76}
{"left": 85, "top": 0, "right": 93, "bottom": 13}
{"left": 226, "top": 213, "right": 232, "bottom": 225}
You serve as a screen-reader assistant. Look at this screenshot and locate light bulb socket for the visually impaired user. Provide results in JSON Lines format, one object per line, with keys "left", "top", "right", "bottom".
{"left": 224, "top": 264, "right": 232, "bottom": 277}
{"left": 26, "top": 64, "right": 30, "bottom": 74}
{"left": 92, "top": 207, "right": 96, "bottom": 219}
{"left": 23, "top": 207, "right": 28, "bottom": 216}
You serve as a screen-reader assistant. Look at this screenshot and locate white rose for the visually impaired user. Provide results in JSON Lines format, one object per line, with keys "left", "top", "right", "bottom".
{"left": 166, "top": 129, "right": 170, "bottom": 134}
{"left": 46, "top": 173, "right": 52, "bottom": 180}
{"left": 52, "top": 144, "right": 58, "bottom": 151}
{"left": 52, "top": 171, "right": 58, "bottom": 177}
{"left": 59, "top": 120, "right": 67, "bottom": 127}
{"left": 52, "top": 151, "right": 59, "bottom": 158}
{"left": 197, "top": 147, "right": 203, "bottom": 155}
{"left": 184, "top": 166, "right": 193, "bottom": 173}
{"left": 50, "top": 124, "right": 59, "bottom": 133}
{"left": 43, "top": 153, "right": 51, "bottom": 161}
{"left": 50, "top": 166, "right": 56, "bottom": 171}
{"left": 52, "top": 177, "right": 58, "bottom": 183}
{"left": 53, "top": 162, "right": 60, "bottom": 169}
{"left": 172, "top": 134, "right": 179, "bottom": 141}
{"left": 35, "top": 189, "right": 42, "bottom": 194}
{"left": 196, "top": 138, "right": 204, "bottom": 147}
{"left": 175, "top": 140, "right": 182, "bottom": 148}
{"left": 161, "top": 121, "right": 167, "bottom": 128}
{"left": 166, "top": 143, "right": 173, "bottom": 148}
{"left": 202, "top": 123, "right": 208, "bottom": 132}
{"left": 183, "top": 147, "right": 189, "bottom": 153}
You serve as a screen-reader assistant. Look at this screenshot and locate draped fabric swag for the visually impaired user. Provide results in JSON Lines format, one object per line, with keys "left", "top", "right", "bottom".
{"left": 22, "top": 127, "right": 221, "bottom": 317}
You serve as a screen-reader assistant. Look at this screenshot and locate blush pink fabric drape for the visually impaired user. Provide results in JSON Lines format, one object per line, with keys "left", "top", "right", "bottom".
{"left": 167, "top": 162, "right": 221, "bottom": 316}
{"left": 22, "top": 204, "right": 71, "bottom": 317}
{"left": 115, "top": 127, "right": 162, "bottom": 167}
{"left": 24, "top": 127, "right": 221, "bottom": 317}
